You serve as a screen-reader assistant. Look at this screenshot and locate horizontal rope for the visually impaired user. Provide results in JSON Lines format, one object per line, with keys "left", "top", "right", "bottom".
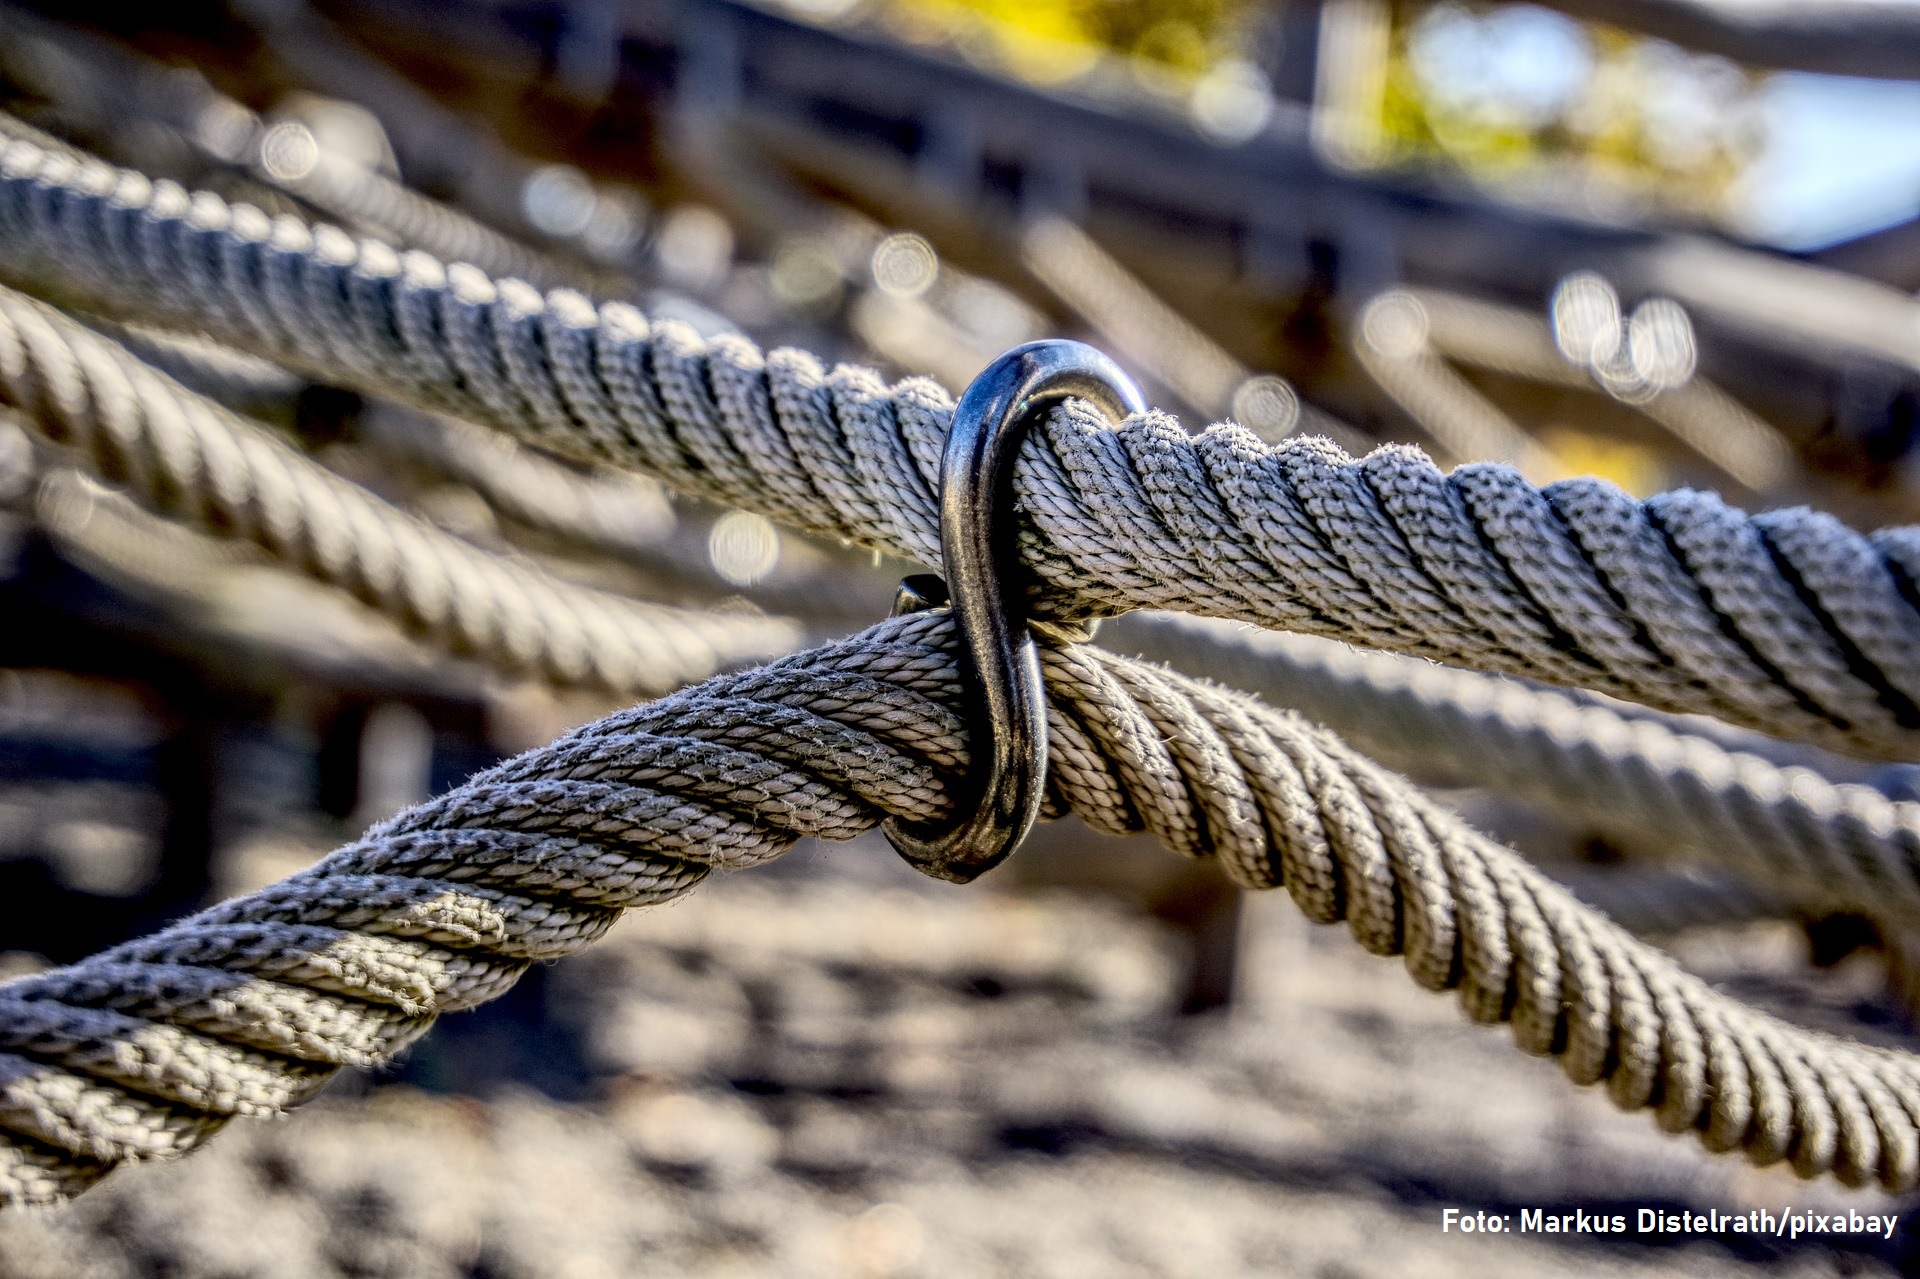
{"left": 3, "top": 139, "right": 1919, "bottom": 756}
{"left": 1112, "top": 614, "right": 1920, "bottom": 925}
{"left": 7, "top": 613, "right": 1920, "bottom": 1203}
{"left": 0, "top": 281, "right": 800, "bottom": 694}
{"left": 1547, "top": 863, "right": 1804, "bottom": 937}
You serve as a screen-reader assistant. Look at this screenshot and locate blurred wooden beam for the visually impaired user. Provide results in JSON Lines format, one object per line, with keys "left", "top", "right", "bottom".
{"left": 1536, "top": 0, "right": 1920, "bottom": 80}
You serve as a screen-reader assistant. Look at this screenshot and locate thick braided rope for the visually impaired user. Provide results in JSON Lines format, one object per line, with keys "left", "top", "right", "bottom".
{"left": 66, "top": 318, "right": 691, "bottom": 564}
{"left": 7, "top": 611, "right": 1920, "bottom": 1205}
{"left": 3, "top": 140, "right": 1918, "bottom": 757}
{"left": 0, "top": 282, "right": 800, "bottom": 694}
{"left": 1115, "top": 614, "right": 1920, "bottom": 924}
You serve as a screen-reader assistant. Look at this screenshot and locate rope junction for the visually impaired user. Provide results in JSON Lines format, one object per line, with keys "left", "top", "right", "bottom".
{"left": 6, "top": 129, "right": 1920, "bottom": 1208}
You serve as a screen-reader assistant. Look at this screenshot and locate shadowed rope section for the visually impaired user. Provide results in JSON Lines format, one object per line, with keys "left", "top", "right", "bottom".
{"left": 5, "top": 136, "right": 1920, "bottom": 757}
{"left": 5, "top": 613, "right": 1920, "bottom": 1205}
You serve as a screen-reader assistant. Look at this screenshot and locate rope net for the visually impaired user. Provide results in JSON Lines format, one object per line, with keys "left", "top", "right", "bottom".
{"left": 2, "top": 121, "right": 1920, "bottom": 1208}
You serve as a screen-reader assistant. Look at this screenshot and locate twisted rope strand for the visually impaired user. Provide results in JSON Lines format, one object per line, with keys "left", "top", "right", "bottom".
{"left": 5, "top": 614, "right": 1920, "bottom": 1204}
{"left": 41, "top": 312, "right": 707, "bottom": 583}
{"left": 0, "top": 281, "right": 799, "bottom": 694}
{"left": 2, "top": 138, "right": 1916, "bottom": 754}
{"left": 1111, "top": 614, "right": 1920, "bottom": 925}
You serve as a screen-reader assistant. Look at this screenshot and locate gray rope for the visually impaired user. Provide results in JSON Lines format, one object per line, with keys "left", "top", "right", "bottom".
{"left": 7, "top": 611, "right": 1920, "bottom": 1205}
{"left": 80, "top": 321, "right": 308, "bottom": 423}
{"left": 267, "top": 148, "right": 606, "bottom": 298}
{"left": 1111, "top": 614, "right": 1920, "bottom": 925}
{"left": 356, "top": 405, "right": 681, "bottom": 562}
{"left": 0, "top": 2, "right": 604, "bottom": 300}
{"left": 3, "top": 139, "right": 1917, "bottom": 757}
{"left": 0, "top": 281, "right": 800, "bottom": 694}
{"left": 58, "top": 320, "right": 699, "bottom": 584}
{"left": 1547, "top": 863, "right": 1804, "bottom": 937}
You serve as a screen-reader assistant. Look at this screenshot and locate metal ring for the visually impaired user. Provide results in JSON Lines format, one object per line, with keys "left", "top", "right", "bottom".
{"left": 881, "top": 340, "right": 1147, "bottom": 883}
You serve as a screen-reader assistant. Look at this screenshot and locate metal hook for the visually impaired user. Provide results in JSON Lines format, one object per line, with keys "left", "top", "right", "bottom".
{"left": 881, "top": 340, "right": 1147, "bottom": 884}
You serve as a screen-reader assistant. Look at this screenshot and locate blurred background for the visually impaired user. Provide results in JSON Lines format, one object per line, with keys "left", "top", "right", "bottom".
{"left": 3, "top": 0, "right": 1920, "bottom": 1274}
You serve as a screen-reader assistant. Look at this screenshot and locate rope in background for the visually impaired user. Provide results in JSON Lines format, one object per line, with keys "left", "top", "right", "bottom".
{"left": 0, "top": 280, "right": 800, "bottom": 694}
{"left": 83, "top": 320, "right": 309, "bottom": 424}
{"left": 10, "top": 612, "right": 1920, "bottom": 1206}
{"left": 266, "top": 146, "right": 605, "bottom": 298}
{"left": 1112, "top": 614, "right": 1920, "bottom": 925}
{"left": 355, "top": 406, "right": 683, "bottom": 563}
{"left": 5, "top": 138, "right": 1920, "bottom": 759}
{"left": 0, "top": 0, "right": 609, "bottom": 300}
{"left": 62, "top": 320, "right": 690, "bottom": 563}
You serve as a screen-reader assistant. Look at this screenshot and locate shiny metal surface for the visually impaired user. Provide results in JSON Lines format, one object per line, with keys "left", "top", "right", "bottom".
{"left": 881, "top": 340, "right": 1147, "bottom": 884}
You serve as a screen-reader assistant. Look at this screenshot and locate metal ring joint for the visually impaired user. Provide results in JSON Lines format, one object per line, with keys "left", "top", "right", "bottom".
{"left": 880, "top": 339, "right": 1146, "bottom": 883}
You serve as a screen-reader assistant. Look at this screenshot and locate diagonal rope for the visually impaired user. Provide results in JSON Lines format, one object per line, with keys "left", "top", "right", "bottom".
{"left": 7, "top": 613, "right": 1920, "bottom": 1206}
{"left": 67, "top": 317, "right": 697, "bottom": 573}
{"left": 4, "top": 138, "right": 1919, "bottom": 756}
{"left": 0, "top": 280, "right": 800, "bottom": 694}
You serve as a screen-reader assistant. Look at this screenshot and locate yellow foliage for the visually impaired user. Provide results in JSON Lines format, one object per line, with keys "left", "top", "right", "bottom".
{"left": 883, "top": 0, "right": 1264, "bottom": 84}
{"left": 1348, "top": 0, "right": 1763, "bottom": 218}
{"left": 1536, "top": 426, "right": 1666, "bottom": 496}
